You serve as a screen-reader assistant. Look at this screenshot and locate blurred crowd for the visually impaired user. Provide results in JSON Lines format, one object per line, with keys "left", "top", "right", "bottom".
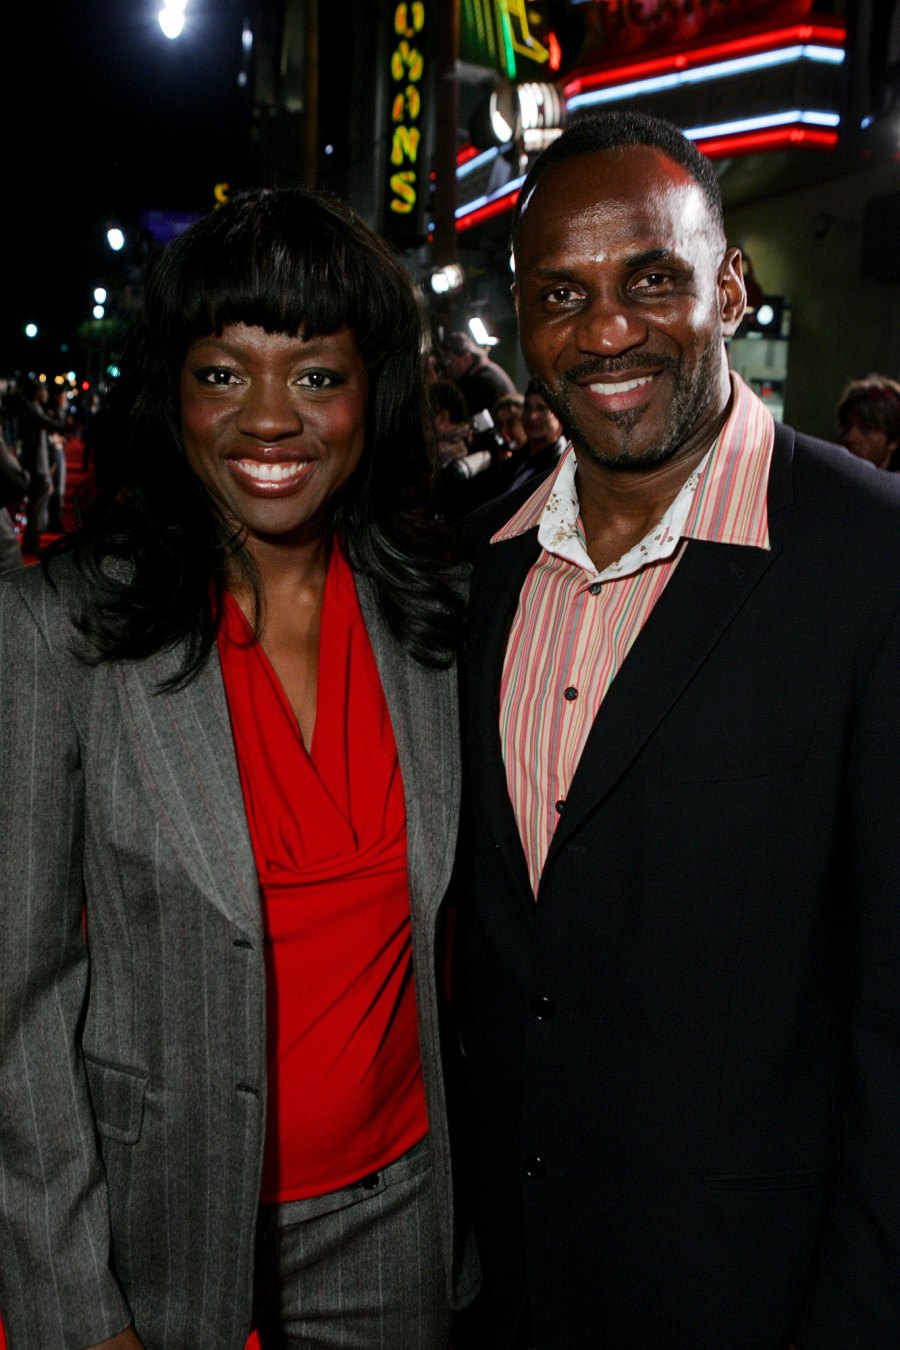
{"left": 427, "top": 329, "right": 900, "bottom": 526}
{"left": 2, "top": 346, "right": 897, "bottom": 576}
{"left": 0, "top": 377, "right": 99, "bottom": 571}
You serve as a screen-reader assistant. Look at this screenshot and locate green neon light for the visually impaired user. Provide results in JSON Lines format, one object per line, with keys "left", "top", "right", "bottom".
{"left": 497, "top": 0, "right": 517, "bottom": 79}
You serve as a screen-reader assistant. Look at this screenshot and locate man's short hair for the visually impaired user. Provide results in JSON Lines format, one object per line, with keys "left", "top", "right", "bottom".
{"left": 493, "top": 393, "right": 524, "bottom": 416}
{"left": 836, "top": 374, "right": 900, "bottom": 439}
{"left": 512, "top": 111, "right": 725, "bottom": 244}
{"left": 445, "top": 331, "right": 479, "bottom": 357}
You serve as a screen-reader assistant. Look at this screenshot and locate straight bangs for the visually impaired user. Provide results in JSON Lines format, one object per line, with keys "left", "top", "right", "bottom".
{"left": 142, "top": 191, "right": 419, "bottom": 376}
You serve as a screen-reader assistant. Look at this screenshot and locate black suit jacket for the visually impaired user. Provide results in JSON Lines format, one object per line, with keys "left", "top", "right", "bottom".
{"left": 453, "top": 423, "right": 900, "bottom": 1350}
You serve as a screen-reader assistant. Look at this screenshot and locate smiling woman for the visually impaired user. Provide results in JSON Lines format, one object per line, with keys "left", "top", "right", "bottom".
{"left": 0, "top": 190, "right": 477, "bottom": 1350}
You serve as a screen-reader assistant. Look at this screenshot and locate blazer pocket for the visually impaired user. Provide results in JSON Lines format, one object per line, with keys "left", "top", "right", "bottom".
{"left": 704, "top": 1168, "right": 834, "bottom": 1192}
{"left": 663, "top": 727, "right": 812, "bottom": 786}
{"left": 84, "top": 1052, "right": 150, "bottom": 1145}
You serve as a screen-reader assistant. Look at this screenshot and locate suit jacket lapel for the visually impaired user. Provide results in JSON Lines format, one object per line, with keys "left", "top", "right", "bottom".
{"left": 543, "top": 426, "right": 795, "bottom": 873}
{"left": 463, "top": 528, "right": 541, "bottom": 895}
{"left": 355, "top": 571, "right": 460, "bottom": 924}
{"left": 116, "top": 643, "right": 262, "bottom": 940}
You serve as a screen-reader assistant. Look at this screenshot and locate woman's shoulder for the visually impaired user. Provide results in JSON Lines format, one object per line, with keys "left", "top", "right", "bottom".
{"left": 0, "top": 552, "right": 97, "bottom": 650}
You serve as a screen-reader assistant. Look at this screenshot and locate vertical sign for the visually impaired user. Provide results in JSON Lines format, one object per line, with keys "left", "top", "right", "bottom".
{"left": 385, "top": 1, "right": 428, "bottom": 247}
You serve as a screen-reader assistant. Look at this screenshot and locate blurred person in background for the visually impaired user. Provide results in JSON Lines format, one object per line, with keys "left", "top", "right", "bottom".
{"left": 836, "top": 373, "right": 900, "bottom": 470}
{"left": 0, "top": 188, "right": 478, "bottom": 1350}
{"left": 491, "top": 394, "right": 527, "bottom": 458}
{"left": 46, "top": 386, "right": 70, "bottom": 533}
{"left": 504, "top": 380, "right": 568, "bottom": 496}
{"left": 17, "top": 377, "right": 66, "bottom": 551}
{"left": 443, "top": 331, "right": 516, "bottom": 420}
{"left": 0, "top": 430, "right": 29, "bottom": 571}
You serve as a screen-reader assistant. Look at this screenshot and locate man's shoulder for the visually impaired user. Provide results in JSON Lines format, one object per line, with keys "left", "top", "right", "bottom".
{"left": 457, "top": 478, "right": 540, "bottom": 560}
{"left": 776, "top": 420, "right": 900, "bottom": 529}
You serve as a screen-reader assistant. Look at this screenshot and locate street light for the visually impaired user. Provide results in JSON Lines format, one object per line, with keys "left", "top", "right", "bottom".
{"left": 93, "top": 305, "right": 106, "bottom": 320}
{"left": 159, "top": 0, "right": 187, "bottom": 39}
{"left": 107, "top": 227, "right": 126, "bottom": 252}
{"left": 24, "top": 322, "right": 38, "bottom": 339}
{"left": 93, "top": 287, "right": 108, "bottom": 305}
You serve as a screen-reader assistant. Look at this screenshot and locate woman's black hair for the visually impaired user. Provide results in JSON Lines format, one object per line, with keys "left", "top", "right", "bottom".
{"left": 56, "top": 187, "right": 463, "bottom": 681}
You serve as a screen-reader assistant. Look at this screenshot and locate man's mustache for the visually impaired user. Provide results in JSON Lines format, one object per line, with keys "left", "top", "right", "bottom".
{"left": 559, "top": 354, "right": 677, "bottom": 384}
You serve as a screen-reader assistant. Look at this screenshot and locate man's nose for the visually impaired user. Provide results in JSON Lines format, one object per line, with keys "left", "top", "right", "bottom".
{"left": 573, "top": 292, "right": 648, "bottom": 355}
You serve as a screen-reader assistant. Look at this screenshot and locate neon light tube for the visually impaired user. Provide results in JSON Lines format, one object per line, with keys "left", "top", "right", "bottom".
{"left": 684, "top": 110, "right": 840, "bottom": 139}
{"left": 562, "top": 25, "right": 844, "bottom": 98}
{"left": 567, "top": 44, "right": 843, "bottom": 112}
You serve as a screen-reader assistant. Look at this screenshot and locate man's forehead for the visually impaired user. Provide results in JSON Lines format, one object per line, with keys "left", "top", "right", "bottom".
{"left": 515, "top": 147, "right": 716, "bottom": 264}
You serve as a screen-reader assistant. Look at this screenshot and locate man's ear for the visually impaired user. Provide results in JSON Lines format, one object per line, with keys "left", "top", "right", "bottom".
{"left": 719, "top": 247, "right": 746, "bottom": 336}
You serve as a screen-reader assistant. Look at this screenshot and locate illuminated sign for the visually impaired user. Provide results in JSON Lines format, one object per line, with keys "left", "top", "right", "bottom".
{"left": 564, "top": 0, "right": 817, "bottom": 66}
{"left": 461, "top": 0, "right": 559, "bottom": 78}
{"left": 385, "top": 1, "right": 428, "bottom": 246}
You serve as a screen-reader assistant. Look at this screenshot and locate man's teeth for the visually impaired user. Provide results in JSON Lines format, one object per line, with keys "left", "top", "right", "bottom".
{"left": 590, "top": 375, "right": 654, "bottom": 395}
{"left": 234, "top": 459, "right": 309, "bottom": 482}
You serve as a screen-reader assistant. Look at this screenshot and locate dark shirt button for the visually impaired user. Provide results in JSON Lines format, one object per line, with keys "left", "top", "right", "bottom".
{"left": 530, "top": 995, "right": 556, "bottom": 1021}
{"left": 523, "top": 1154, "right": 546, "bottom": 1178}
{"left": 356, "top": 1172, "right": 381, "bottom": 1191}
{"left": 589, "top": 581, "right": 602, "bottom": 595}
{"left": 563, "top": 686, "right": 578, "bottom": 701}
{"left": 555, "top": 799, "right": 565, "bottom": 814}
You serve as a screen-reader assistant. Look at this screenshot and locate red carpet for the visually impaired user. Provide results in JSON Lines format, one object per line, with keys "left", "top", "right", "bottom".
{"left": 18, "top": 428, "right": 92, "bottom": 565}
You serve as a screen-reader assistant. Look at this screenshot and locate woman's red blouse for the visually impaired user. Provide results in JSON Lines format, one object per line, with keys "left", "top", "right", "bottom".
{"left": 217, "top": 544, "right": 428, "bottom": 1202}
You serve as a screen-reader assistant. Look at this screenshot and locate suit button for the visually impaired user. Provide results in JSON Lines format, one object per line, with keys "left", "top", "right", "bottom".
{"left": 530, "top": 995, "right": 556, "bottom": 1021}
{"left": 523, "top": 1154, "right": 546, "bottom": 1178}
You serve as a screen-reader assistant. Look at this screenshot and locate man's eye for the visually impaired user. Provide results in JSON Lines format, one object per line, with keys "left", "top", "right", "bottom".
{"left": 632, "top": 272, "right": 673, "bottom": 291}
{"left": 542, "top": 287, "right": 581, "bottom": 307}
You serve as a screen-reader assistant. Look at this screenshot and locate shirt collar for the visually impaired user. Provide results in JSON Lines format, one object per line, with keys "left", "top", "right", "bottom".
{"left": 491, "top": 372, "right": 774, "bottom": 579}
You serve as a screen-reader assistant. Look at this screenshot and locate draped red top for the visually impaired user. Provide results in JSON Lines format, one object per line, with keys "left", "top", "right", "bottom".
{"left": 217, "top": 543, "right": 428, "bottom": 1202}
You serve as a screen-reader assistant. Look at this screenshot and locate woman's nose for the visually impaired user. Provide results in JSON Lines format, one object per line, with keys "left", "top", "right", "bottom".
{"left": 236, "top": 380, "right": 303, "bottom": 440}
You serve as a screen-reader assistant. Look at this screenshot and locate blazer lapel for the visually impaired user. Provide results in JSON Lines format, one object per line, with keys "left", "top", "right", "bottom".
{"left": 463, "top": 528, "right": 541, "bottom": 895}
{"left": 355, "top": 571, "right": 460, "bottom": 923}
{"left": 116, "top": 644, "right": 262, "bottom": 940}
{"left": 543, "top": 532, "right": 783, "bottom": 874}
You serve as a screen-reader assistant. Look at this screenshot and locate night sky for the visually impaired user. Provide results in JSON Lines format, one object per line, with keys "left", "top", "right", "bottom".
{"left": 6, "top": 0, "right": 254, "bottom": 375}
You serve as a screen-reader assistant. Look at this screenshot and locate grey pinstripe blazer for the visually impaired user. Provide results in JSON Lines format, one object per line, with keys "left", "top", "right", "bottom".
{"left": 0, "top": 555, "right": 479, "bottom": 1349}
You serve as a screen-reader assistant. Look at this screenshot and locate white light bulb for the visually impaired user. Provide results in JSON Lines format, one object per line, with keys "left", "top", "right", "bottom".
{"left": 159, "top": 9, "right": 185, "bottom": 39}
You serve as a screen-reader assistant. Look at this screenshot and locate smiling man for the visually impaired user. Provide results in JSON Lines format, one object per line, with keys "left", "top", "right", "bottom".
{"left": 453, "top": 112, "right": 900, "bottom": 1350}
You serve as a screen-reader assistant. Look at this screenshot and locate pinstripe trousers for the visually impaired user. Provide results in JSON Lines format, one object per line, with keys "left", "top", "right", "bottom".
{"left": 252, "top": 1135, "right": 450, "bottom": 1349}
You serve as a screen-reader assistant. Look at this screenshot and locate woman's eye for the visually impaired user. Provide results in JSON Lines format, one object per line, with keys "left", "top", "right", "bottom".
{"left": 195, "top": 366, "right": 239, "bottom": 386}
{"left": 297, "top": 370, "right": 339, "bottom": 390}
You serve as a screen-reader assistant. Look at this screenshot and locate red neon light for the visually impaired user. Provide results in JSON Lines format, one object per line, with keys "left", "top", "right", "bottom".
{"left": 454, "top": 124, "right": 837, "bottom": 230}
{"left": 562, "top": 24, "right": 845, "bottom": 97}
{"left": 456, "top": 144, "right": 480, "bottom": 167}
{"left": 457, "top": 188, "right": 521, "bottom": 232}
{"left": 700, "top": 125, "right": 839, "bottom": 157}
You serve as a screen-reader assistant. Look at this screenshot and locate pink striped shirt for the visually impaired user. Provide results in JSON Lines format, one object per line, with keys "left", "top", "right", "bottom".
{"left": 494, "top": 373, "right": 774, "bottom": 895}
